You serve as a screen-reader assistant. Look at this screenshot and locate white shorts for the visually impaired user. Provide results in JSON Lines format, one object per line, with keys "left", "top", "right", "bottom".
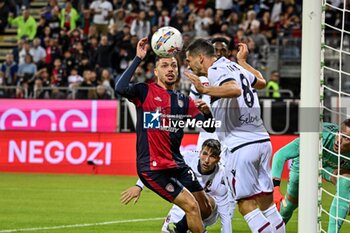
{"left": 223, "top": 139, "right": 273, "bottom": 200}
{"left": 161, "top": 204, "right": 219, "bottom": 232}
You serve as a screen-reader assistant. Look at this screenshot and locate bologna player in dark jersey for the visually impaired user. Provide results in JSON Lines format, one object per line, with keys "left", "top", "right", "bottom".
{"left": 115, "top": 38, "right": 216, "bottom": 233}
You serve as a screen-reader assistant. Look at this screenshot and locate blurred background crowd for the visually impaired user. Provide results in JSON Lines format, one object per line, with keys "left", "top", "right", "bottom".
{"left": 0, "top": 0, "right": 344, "bottom": 100}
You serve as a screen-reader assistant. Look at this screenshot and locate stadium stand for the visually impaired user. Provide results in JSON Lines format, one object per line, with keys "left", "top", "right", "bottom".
{"left": 0, "top": 0, "right": 306, "bottom": 99}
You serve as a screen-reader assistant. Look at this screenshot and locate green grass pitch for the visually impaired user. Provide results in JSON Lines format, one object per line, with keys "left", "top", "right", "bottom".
{"left": 0, "top": 172, "right": 349, "bottom": 233}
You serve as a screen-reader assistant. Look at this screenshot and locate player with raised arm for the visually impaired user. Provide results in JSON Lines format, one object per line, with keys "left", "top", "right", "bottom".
{"left": 272, "top": 120, "right": 350, "bottom": 233}
{"left": 189, "top": 37, "right": 230, "bottom": 152}
{"left": 121, "top": 139, "right": 235, "bottom": 233}
{"left": 185, "top": 38, "right": 285, "bottom": 233}
{"left": 115, "top": 38, "right": 216, "bottom": 233}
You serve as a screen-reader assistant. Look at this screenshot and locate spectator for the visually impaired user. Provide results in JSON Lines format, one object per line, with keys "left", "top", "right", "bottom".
{"left": 32, "top": 78, "right": 49, "bottom": 99}
{"left": 50, "top": 58, "right": 66, "bottom": 87}
{"left": 138, "top": 0, "right": 153, "bottom": 12}
{"left": 144, "top": 62, "right": 155, "bottom": 83}
{"left": 270, "top": 0, "right": 284, "bottom": 24}
{"left": 170, "top": 0, "right": 190, "bottom": 18}
{"left": 89, "top": 0, "right": 113, "bottom": 35}
{"left": 158, "top": 9, "right": 170, "bottom": 27}
{"left": 130, "top": 10, "right": 150, "bottom": 39}
{"left": 100, "top": 68, "right": 114, "bottom": 90}
{"left": 0, "top": 53, "right": 18, "bottom": 86}
{"left": 265, "top": 70, "right": 281, "bottom": 98}
{"left": 51, "top": 85, "right": 66, "bottom": 99}
{"left": 62, "top": 50, "right": 76, "bottom": 75}
{"left": 30, "top": 38, "right": 46, "bottom": 64}
{"left": 260, "top": 11, "right": 275, "bottom": 44}
{"left": 8, "top": 7, "right": 37, "bottom": 40}
{"left": 59, "top": 1, "right": 80, "bottom": 31}
{"left": 111, "top": 8, "right": 126, "bottom": 30}
{"left": 226, "top": 11, "right": 240, "bottom": 36}
{"left": 18, "top": 40, "right": 32, "bottom": 65}
{"left": 250, "top": 24, "right": 269, "bottom": 56}
{"left": 67, "top": 66, "right": 83, "bottom": 89}
{"left": 71, "top": 41, "right": 86, "bottom": 65}
{"left": 209, "top": 10, "right": 224, "bottom": 35}
{"left": 87, "top": 24, "right": 99, "bottom": 39}
{"left": 114, "top": 24, "right": 131, "bottom": 47}
{"left": 95, "top": 84, "right": 112, "bottom": 99}
{"left": 41, "top": 0, "right": 59, "bottom": 20}
{"left": 241, "top": 10, "right": 260, "bottom": 35}
{"left": 45, "top": 38, "right": 62, "bottom": 66}
{"left": 76, "top": 70, "right": 95, "bottom": 99}
{"left": 35, "top": 16, "right": 48, "bottom": 39}
{"left": 215, "top": 0, "right": 233, "bottom": 15}
{"left": 95, "top": 34, "right": 115, "bottom": 69}
{"left": 194, "top": 8, "right": 212, "bottom": 37}
{"left": 18, "top": 54, "right": 37, "bottom": 82}
{"left": 114, "top": 46, "right": 131, "bottom": 77}
{"left": 0, "top": 0, "right": 10, "bottom": 34}
{"left": 33, "top": 68, "right": 51, "bottom": 98}
{"left": 169, "top": 8, "right": 185, "bottom": 32}
{"left": 148, "top": 9, "right": 158, "bottom": 27}
{"left": 12, "top": 39, "right": 24, "bottom": 64}
{"left": 18, "top": 54, "right": 37, "bottom": 96}
{"left": 77, "top": 56, "right": 92, "bottom": 76}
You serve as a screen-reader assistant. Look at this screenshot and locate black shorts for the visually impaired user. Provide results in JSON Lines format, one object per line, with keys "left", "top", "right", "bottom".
{"left": 138, "top": 166, "right": 203, "bottom": 202}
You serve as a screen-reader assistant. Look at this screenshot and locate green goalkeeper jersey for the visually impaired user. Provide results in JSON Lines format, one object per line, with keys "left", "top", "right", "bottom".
{"left": 272, "top": 123, "right": 350, "bottom": 179}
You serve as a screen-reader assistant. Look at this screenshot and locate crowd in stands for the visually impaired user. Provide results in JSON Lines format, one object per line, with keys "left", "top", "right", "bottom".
{"left": 0, "top": 0, "right": 305, "bottom": 99}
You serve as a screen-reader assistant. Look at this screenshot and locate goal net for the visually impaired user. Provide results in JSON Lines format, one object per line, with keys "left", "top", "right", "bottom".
{"left": 320, "top": 0, "right": 350, "bottom": 232}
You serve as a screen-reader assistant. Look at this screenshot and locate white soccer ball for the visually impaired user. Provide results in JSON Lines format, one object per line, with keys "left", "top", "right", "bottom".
{"left": 151, "top": 26, "right": 184, "bottom": 57}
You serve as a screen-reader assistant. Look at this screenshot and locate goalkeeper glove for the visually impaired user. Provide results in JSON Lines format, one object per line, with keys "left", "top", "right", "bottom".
{"left": 273, "top": 179, "right": 285, "bottom": 211}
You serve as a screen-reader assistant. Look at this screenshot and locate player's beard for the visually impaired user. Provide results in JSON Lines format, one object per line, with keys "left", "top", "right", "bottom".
{"left": 165, "top": 80, "right": 176, "bottom": 86}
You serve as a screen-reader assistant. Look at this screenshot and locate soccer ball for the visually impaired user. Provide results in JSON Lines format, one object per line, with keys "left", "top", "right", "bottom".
{"left": 151, "top": 26, "right": 184, "bottom": 57}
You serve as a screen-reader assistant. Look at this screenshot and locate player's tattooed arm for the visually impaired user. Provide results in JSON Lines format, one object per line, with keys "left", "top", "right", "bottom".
{"left": 236, "top": 43, "right": 266, "bottom": 90}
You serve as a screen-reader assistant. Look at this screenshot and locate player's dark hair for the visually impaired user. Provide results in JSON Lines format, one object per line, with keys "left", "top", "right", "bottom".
{"left": 154, "top": 56, "right": 178, "bottom": 67}
{"left": 342, "top": 119, "right": 350, "bottom": 128}
{"left": 186, "top": 38, "right": 216, "bottom": 57}
{"left": 201, "top": 139, "right": 221, "bottom": 156}
{"left": 211, "top": 37, "right": 229, "bottom": 46}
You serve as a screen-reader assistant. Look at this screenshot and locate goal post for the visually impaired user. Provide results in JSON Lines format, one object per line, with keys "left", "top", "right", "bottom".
{"left": 299, "top": 0, "right": 322, "bottom": 232}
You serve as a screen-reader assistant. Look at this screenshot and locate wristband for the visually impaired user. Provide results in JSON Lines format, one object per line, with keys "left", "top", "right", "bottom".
{"left": 273, "top": 179, "right": 281, "bottom": 187}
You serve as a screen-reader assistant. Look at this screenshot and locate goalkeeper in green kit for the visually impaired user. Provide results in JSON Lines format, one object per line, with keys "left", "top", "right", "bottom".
{"left": 272, "top": 120, "right": 350, "bottom": 232}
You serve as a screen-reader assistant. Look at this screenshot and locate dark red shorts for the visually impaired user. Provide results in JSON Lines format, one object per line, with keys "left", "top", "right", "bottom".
{"left": 138, "top": 166, "right": 203, "bottom": 202}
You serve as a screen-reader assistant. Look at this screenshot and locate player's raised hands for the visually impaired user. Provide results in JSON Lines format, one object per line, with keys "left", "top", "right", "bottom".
{"left": 120, "top": 186, "right": 142, "bottom": 205}
{"left": 236, "top": 43, "right": 249, "bottom": 62}
{"left": 136, "top": 37, "right": 149, "bottom": 60}
{"left": 184, "top": 71, "right": 205, "bottom": 94}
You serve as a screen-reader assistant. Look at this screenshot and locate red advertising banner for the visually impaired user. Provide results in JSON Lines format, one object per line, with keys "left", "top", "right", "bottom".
{"left": 0, "top": 99, "right": 118, "bottom": 132}
{"left": 0, "top": 132, "right": 297, "bottom": 178}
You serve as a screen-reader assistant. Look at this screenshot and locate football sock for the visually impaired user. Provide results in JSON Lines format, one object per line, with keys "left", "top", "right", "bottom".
{"left": 174, "top": 216, "right": 188, "bottom": 233}
{"left": 280, "top": 196, "right": 298, "bottom": 224}
{"left": 328, "top": 176, "right": 350, "bottom": 233}
{"left": 262, "top": 204, "right": 286, "bottom": 233}
{"left": 244, "top": 208, "right": 274, "bottom": 233}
